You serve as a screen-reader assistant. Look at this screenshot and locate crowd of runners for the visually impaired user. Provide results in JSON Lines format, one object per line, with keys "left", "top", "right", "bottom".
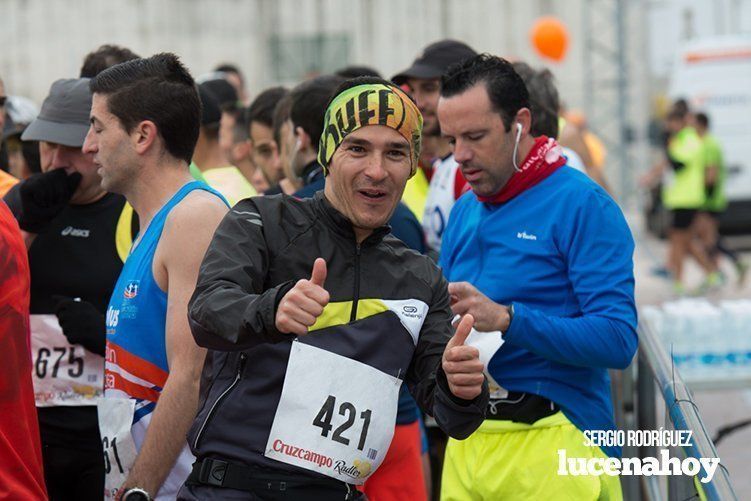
{"left": 641, "top": 99, "right": 745, "bottom": 295}
{"left": 1, "top": 40, "right": 640, "bottom": 500}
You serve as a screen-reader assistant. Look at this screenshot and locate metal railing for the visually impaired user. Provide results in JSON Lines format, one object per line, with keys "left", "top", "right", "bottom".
{"left": 614, "top": 319, "right": 738, "bottom": 501}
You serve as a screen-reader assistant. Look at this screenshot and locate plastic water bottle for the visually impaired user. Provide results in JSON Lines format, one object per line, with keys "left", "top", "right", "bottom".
{"left": 684, "top": 299, "right": 709, "bottom": 377}
{"left": 698, "top": 300, "right": 724, "bottom": 377}
{"left": 647, "top": 299, "right": 751, "bottom": 381}
{"left": 720, "top": 300, "right": 751, "bottom": 375}
{"left": 663, "top": 300, "right": 693, "bottom": 372}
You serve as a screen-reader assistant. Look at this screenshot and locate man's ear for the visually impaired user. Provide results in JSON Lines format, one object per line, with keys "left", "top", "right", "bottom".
{"left": 232, "top": 139, "right": 251, "bottom": 162}
{"left": 515, "top": 108, "right": 532, "bottom": 137}
{"left": 295, "top": 126, "right": 312, "bottom": 152}
{"left": 132, "top": 120, "right": 159, "bottom": 155}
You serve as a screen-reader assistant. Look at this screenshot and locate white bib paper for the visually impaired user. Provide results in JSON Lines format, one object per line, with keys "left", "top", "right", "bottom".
{"left": 265, "top": 342, "right": 401, "bottom": 484}
{"left": 98, "top": 397, "right": 137, "bottom": 500}
{"left": 30, "top": 314, "right": 104, "bottom": 406}
{"left": 462, "top": 319, "right": 507, "bottom": 399}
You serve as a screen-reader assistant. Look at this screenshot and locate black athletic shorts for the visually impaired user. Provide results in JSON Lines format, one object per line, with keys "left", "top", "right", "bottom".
{"left": 671, "top": 209, "right": 697, "bottom": 229}
{"left": 704, "top": 210, "right": 722, "bottom": 221}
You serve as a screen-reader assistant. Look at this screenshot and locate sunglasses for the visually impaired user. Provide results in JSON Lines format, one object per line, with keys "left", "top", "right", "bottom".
{"left": 0, "top": 96, "right": 7, "bottom": 107}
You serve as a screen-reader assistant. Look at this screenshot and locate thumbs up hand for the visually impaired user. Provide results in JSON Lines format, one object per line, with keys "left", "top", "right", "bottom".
{"left": 276, "top": 258, "right": 330, "bottom": 336}
{"left": 442, "top": 314, "right": 485, "bottom": 400}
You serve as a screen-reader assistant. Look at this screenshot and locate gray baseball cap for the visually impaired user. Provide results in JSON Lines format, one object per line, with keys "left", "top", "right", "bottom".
{"left": 21, "top": 78, "right": 92, "bottom": 147}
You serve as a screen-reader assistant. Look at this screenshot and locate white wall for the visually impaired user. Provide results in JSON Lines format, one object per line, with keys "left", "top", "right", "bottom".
{"left": 1, "top": 0, "right": 654, "bottom": 199}
{"left": 0, "top": 0, "right": 605, "bottom": 107}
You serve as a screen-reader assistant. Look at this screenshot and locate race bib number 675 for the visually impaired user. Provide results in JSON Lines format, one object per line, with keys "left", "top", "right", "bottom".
{"left": 30, "top": 315, "right": 104, "bottom": 406}
{"left": 265, "top": 342, "right": 401, "bottom": 484}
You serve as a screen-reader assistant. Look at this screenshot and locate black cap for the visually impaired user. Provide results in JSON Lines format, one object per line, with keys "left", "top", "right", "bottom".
{"left": 199, "top": 78, "right": 238, "bottom": 111}
{"left": 198, "top": 84, "right": 222, "bottom": 127}
{"left": 392, "top": 40, "right": 477, "bottom": 85}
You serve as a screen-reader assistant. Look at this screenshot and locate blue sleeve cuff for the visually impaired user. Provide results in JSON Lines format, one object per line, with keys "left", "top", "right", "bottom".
{"left": 504, "top": 301, "right": 525, "bottom": 344}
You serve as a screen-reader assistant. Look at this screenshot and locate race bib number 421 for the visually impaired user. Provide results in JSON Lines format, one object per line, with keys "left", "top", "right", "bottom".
{"left": 265, "top": 342, "right": 401, "bottom": 484}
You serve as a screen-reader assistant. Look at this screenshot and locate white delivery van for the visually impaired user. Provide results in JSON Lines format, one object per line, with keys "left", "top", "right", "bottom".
{"left": 668, "top": 35, "right": 751, "bottom": 234}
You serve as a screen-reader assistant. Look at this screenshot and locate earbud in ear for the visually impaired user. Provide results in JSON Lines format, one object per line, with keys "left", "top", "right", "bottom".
{"left": 512, "top": 123, "right": 523, "bottom": 172}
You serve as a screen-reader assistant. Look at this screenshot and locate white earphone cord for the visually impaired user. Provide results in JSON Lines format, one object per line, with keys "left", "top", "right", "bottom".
{"left": 512, "top": 123, "right": 522, "bottom": 172}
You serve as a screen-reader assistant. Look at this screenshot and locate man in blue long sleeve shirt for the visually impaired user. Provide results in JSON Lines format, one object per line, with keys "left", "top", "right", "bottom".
{"left": 436, "top": 55, "right": 636, "bottom": 500}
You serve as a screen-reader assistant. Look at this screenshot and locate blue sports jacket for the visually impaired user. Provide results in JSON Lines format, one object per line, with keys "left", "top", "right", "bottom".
{"left": 440, "top": 166, "right": 637, "bottom": 457}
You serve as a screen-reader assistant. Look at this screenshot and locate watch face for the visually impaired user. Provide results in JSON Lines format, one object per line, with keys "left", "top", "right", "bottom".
{"left": 123, "top": 490, "right": 149, "bottom": 501}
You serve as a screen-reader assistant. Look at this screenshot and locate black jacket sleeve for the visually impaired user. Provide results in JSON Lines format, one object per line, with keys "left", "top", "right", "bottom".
{"left": 406, "top": 270, "right": 488, "bottom": 440}
{"left": 188, "top": 199, "right": 294, "bottom": 351}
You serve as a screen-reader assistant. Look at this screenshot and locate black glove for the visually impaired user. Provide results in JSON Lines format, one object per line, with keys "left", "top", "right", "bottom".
{"left": 52, "top": 296, "right": 106, "bottom": 356}
{"left": 18, "top": 169, "right": 82, "bottom": 233}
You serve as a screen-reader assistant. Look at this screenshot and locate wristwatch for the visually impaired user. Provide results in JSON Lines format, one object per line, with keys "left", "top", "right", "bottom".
{"left": 122, "top": 487, "right": 152, "bottom": 501}
{"left": 507, "top": 303, "right": 515, "bottom": 329}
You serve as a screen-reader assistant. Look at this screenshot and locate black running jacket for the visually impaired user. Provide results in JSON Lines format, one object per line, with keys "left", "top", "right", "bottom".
{"left": 187, "top": 192, "right": 488, "bottom": 476}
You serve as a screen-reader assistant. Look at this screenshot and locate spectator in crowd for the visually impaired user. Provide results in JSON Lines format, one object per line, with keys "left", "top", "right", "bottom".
{"left": 664, "top": 107, "right": 720, "bottom": 294}
{"left": 558, "top": 105, "right": 611, "bottom": 193}
{"left": 194, "top": 84, "right": 255, "bottom": 205}
{"left": 213, "top": 63, "right": 248, "bottom": 104}
{"left": 271, "top": 91, "right": 297, "bottom": 192}
{"left": 392, "top": 40, "right": 477, "bottom": 253}
{"left": 6, "top": 78, "right": 121, "bottom": 501}
{"left": 80, "top": 44, "right": 140, "bottom": 79}
{"left": 694, "top": 111, "right": 747, "bottom": 286}
{"left": 198, "top": 74, "right": 239, "bottom": 111}
{"left": 3, "top": 95, "right": 41, "bottom": 182}
{"left": 247, "top": 86, "right": 290, "bottom": 194}
{"left": 283, "top": 75, "right": 343, "bottom": 196}
{"left": 335, "top": 65, "right": 381, "bottom": 79}
{"left": 511, "top": 61, "right": 610, "bottom": 193}
{"left": 1, "top": 76, "right": 20, "bottom": 195}
{"left": 217, "top": 102, "right": 264, "bottom": 187}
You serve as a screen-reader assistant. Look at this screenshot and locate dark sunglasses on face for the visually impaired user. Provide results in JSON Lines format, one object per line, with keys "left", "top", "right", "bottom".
{"left": 0, "top": 96, "right": 7, "bottom": 106}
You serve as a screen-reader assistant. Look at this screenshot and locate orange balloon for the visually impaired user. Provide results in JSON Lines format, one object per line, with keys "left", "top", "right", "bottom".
{"left": 530, "top": 17, "right": 569, "bottom": 62}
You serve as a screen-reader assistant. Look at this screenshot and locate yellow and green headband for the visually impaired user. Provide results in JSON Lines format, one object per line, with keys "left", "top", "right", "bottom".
{"left": 318, "top": 83, "right": 423, "bottom": 177}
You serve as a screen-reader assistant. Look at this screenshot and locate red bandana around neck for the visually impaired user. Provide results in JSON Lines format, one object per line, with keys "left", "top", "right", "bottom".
{"left": 476, "top": 135, "right": 566, "bottom": 204}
